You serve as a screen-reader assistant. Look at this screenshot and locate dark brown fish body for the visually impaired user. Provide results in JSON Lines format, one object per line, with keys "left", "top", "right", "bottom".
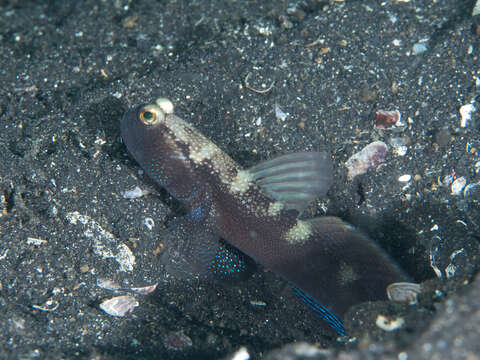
{"left": 121, "top": 98, "right": 408, "bottom": 335}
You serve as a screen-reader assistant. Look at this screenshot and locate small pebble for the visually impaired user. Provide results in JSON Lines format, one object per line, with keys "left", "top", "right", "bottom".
{"left": 375, "top": 109, "right": 401, "bottom": 129}
{"left": 412, "top": 43, "right": 427, "bottom": 55}
{"left": 144, "top": 217, "right": 154, "bottom": 230}
{"left": 434, "top": 129, "right": 451, "bottom": 147}
{"left": 376, "top": 315, "right": 405, "bottom": 331}
{"left": 163, "top": 331, "right": 193, "bottom": 351}
{"left": 250, "top": 300, "right": 267, "bottom": 306}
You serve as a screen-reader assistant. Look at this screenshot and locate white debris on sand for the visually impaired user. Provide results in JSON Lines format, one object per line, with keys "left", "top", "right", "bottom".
{"left": 66, "top": 211, "right": 135, "bottom": 272}
{"left": 99, "top": 295, "right": 139, "bottom": 317}
{"left": 345, "top": 141, "right": 388, "bottom": 180}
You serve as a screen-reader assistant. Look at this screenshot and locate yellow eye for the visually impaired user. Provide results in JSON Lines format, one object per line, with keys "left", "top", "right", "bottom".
{"left": 139, "top": 104, "right": 164, "bottom": 125}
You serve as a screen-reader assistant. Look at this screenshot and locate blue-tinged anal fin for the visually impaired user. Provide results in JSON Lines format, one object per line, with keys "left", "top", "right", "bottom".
{"left": 248, "top": 151, "right": 333, "bottom": 213}
{"left": 291, "top": 286, "right": 346, "bottom": 336}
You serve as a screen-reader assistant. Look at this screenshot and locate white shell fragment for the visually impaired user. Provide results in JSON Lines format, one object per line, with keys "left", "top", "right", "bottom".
{"left": 230, "top": 347, "right": 251, "bottom": 360}
{"left": 387, "top": 282, "right": 422, "bottom": 305}
{"left": 32, "top": 298, "right": 59, "bottom": 312}
{"left": 250, "top": 300, "right": 267, "bottom": 307}
{"left": 345, "top": 141, "right": 388, "bottom": 180}
{"left": 96, "top": 278, "right": 122, "bottom": 291}
{"left": 412, "top": 43, "right": 427, "bottom": 55}
{"left": 376, "top": 314, "right": 405, "bottom": 331}
{"left": 274, "top": 103, "right": 288, "bottom": 121}
{"left": 143, "top": 217, "right": 155, "bottom": 230}
{"left": 99, "top": 295, "right": 138, "bottom": 317}
{"left": 130, "top": 283, "right": 158, "bottom": 295}
{"left": 451, "top": 177, "right": 467, "bottom": 196}
{"left": 474, "top": 0, "right": 480, "bottom": 16}
{"left": 122, "top": 186, "right": 150, "bottom": 199}
{"left": 66, "top": 212, "right": 136, "bottom": 272}
{"left": 459, "top": 103, "right": 475, "bottom": 128}
{"left": 398, "top": 174, "right": 411, "bottom": 183}
{"left": 26, "top": 237, "right": 47, "bottom": 246}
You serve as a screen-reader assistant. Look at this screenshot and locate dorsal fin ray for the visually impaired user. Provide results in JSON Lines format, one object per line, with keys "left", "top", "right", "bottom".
{"left": 248, "top": 152, "right": 333, "bottom": 212}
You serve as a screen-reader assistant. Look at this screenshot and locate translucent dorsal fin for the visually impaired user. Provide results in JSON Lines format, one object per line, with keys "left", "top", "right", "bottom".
{"left": 248, "top": 151, "right": 333, "bottom": 212}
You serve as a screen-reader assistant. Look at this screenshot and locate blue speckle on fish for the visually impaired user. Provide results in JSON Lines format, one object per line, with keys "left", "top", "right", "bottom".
{"left": 121, "top": 98, "right": 408, "bottom": 335}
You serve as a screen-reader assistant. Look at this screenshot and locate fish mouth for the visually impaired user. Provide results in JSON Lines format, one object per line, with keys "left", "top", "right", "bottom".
{"left": 120, "top": 105, "right": 143, "bottom": 140}
{"left": 120, "top": 104, "right": 144, "bottom": 159}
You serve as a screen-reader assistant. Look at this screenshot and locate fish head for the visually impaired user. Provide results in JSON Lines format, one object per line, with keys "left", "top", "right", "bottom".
{"left": 121, "top": 98, "right": 178, "bottom": 175}
{"left": 121, "top": 98, "right": 211, "bottom": 200}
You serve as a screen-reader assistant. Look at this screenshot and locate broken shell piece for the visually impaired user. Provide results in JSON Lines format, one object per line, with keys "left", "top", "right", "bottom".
{"left": 459, "top": 103, "right": 475, "bottom": 128}
{"left": 32, "top": 298, "right": 59, "bottom": 312}
{"left": 464, "top": 182, "right": 480, "bottom": 201}
{"left": 474, "top": 0, "right": 480, "bottom": 16}
{"left": 26, "top": 237, "right": 47, "bottom": 246}
{"left": 387, "top": 282, "right": 421, "bottom": 305}
{"left": 376, "top": 314, "right": 405, "bottom": 331}
{"left": 412, "top": 43, "right": 427, "bottom": 55}
{"left": 229, "top": 347, "right": 250, "bottom": 360}
{"left": 398, "top": 174, "right": 411, "bottom": 183}
{"left": 122, "top": 186, "right": 150, "bottom": 199}
{"left": 99, "top": 295, "right": 138, "bottom": 317}
{"left": 144, "top": 217, "right": 155, "bottom": 230}
{"left": 96, "top": 278, "right": 122, "bottom": 291}
{"left": 275, "top": 103, "right": 288, "bottom": 121}
{"left": 130, "top": 283, "right": 158, "bottom": 295}
{"left": 375, "top": 110, "right": 401, "bottom": 129}
{"left": 345, "top": 141, "right": 388, "bottom": 180}
{"left": 451, "top": 177, "right": 467, "bottom": 196}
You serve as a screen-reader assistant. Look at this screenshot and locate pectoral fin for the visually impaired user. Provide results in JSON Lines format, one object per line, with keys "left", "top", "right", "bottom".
{"left": 160, "top": 218, "right": 253, "bottom": 281}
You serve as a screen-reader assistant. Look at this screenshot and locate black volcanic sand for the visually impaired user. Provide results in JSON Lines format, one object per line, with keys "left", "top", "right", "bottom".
{"left": 0, "top": 1, "right": 479, "bottom": 359}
